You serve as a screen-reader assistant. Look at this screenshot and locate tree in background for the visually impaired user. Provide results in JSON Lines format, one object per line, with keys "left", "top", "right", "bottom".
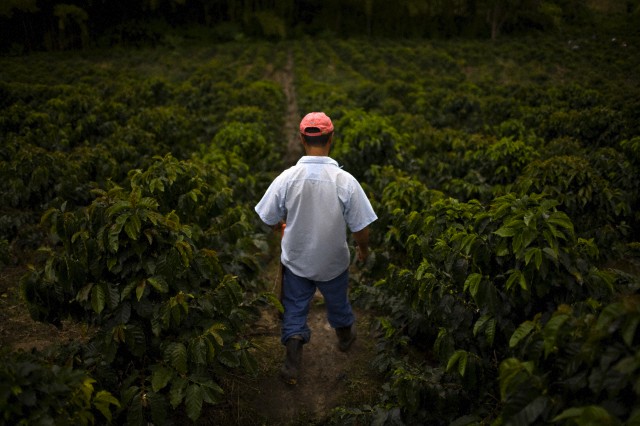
{"left": 0, "top": 0, "right": 637, "bottom": 52}
{"left": 0, "top": 0, "right": 39, "bottom": 52}
{"left": 53, "top": 4, "right": 89, "bottom": 50}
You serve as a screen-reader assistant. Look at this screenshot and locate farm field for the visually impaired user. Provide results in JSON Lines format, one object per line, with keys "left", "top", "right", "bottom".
{"left": 1, "top": 33, "right": 640, "bottom": 425}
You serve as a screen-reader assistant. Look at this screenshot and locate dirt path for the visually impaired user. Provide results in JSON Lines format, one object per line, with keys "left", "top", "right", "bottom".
{"left": 274, "top": 51, "right": 304, "bottom": 168}
{"left": 239, "top": 292, "right": 377, "bottom": 423}
{"left": 207, "top": 254, "right": 380, "bottom": 426}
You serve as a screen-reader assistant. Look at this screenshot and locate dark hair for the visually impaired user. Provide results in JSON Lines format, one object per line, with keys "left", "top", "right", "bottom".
{"left": 301, "top": 128, "right": 333, "bottom": 147}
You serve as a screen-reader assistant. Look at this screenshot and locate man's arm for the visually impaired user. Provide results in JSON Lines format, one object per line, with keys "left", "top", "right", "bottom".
{"left": 353, "top": 226, "right": 370, "bottom": 262}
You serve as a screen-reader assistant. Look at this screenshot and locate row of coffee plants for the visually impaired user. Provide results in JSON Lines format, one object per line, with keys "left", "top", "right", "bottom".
{"left": 290, "top": 36, "right": 640, "bottom": 424}
{"left": 1, "top": 43, "right": 287, "bottom": 424}
{"left": 3, "top": 34, "right": 639, "bottom": 424}
{"left": 1, "top": 44, "right": 287, "bottom": 252}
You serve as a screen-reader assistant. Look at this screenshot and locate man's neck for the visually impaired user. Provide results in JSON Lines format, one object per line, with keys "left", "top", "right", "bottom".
{"left": 304, "top": 147, "right": 330, "bottom": 156}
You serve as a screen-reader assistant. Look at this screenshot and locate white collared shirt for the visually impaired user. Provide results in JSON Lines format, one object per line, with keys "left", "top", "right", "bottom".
{"left": 255, "top": 156, "right": 377, "bottom": 281}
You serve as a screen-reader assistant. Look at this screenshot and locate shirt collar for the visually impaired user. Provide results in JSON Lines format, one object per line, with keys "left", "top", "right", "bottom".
{"left": 297, "top": 156, "right": 339, "bottom": 167}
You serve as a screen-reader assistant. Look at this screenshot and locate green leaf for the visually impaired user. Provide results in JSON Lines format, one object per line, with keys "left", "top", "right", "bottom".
{"left": 201, "top": 382, "right": 224, "bottom": 404}
{"left": 136, "top": 281, "right": 146, "bottom": 301}
{"left": 506, "top": 269, "right": 526, "bottom": 291}
{"left": 416, "top": 258, "right": 430, "bottom": 280}
{"left": 124, "top": 213, "right": 142, "bottom": 240}
{"left": 509, "top": 396, "right": 548, "bottom": 426}
{"left": 166, "top": 342, "right": 188, "bottom": 374}
{"left": 91, "top": 283, "right": 106, "bottom": 314}
{"left": 552, "top": 405, "right": 615, "bottom": 424}
{"left": 185, "top": 384, "right": 204, "bottom": 422}
{"left": 206, "top": 323, "right": 226, "bottom": 347}
{"left": 107, "top": 256, "right": 117, "bottom": 271}
{"left": 463, "top": 273, "right": 482, "bottom": 297}
{"left": 93, "top": 390, "right": 120, "bottom": 422}
{"left": 169, "top": 377, "right": 188, "bottom": 408}
{"left": 76, "top": 283, "right": 94, "bottom": 303}
{"left": 518, "top": 272, "right": 527, "bottom": 291}
{"left": 461, "top": 234, "right": 476, "bottom": 255}
{"left": 521, "top": 228, "right": 537, "bottom": 251}
{"left": 485, "top": 317, "right": 496, "bottom": 347}
{"left": 104, "top": 282, "right": 120, "bottom": 309}
{"left": 524, "top": 247, "right": 542, "bottom": 270}
{"left": 510, "top": 321, "right": 535, "bottom": 348}
{"left": 121, "top": 280, "right": 136, "bottom": 301}
{"left": 106, "top": 200, "right": 131, "bottom": 218}
{"left": 148, "top": 276, "right": 169, "bottom": 293}
{"left": 190, "top": 337, "right": 208, "bottom": 365}
{"left": 446, "top": 350, "right": 468, "bottom": 377}
{"left": 546, "top": 211, "right": 574, "bottom": 233}
{"left": 175, "top": 239, "right": 193, "bottom": 267}
{"left": 150, "top": 178, "right": 164, "bottom": 193}
{"left": 261, "top": 291, "right": 284, "bottom": 314}
{"left": 148, "top": 391, "right": 168, "bottom": 426}
{"left": 543, "top": 314, "right": 569, "bottom": 358}
{"left": 494, "top": 225, "right": 518, "bottom": 238}
{"left": 126, "top": 389, "right": 144, "bottom": 426}
{"left": 473, "top": 314, "right": 492, "bottom": 337}
{"left": 499, "top": 358, "right": 534, "bottom": 400}
{"left": 108, "top": 223, "right": 121, "bottom": 253}
{"left": 151, "top": 366, "right": 174, "bottom": 392}
{"left": 542, "top": 246, "right": 558, "bottom": 261}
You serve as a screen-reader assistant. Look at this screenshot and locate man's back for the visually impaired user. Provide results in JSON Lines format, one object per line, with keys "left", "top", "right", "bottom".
{"left": 279, "top": 156, "right": 353, "bottom": 281}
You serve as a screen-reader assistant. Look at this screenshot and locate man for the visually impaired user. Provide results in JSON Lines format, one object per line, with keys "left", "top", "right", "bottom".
{"left": 255, "top": 112, "right": 378, "bottom": 385}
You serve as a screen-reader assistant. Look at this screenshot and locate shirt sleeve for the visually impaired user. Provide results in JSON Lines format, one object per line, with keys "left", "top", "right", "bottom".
{"left": 255, "top": 174, "right": 286, "bottom": 226}
{"left": 344, "top": 179, "right": 378, "bottom": 233}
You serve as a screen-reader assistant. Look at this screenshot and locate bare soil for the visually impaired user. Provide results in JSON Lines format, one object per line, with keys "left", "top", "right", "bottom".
{"left": 272, "top": 50, "right": 304, "bottom": 168}
{"left": 0, "top": 266, "right": 90, "bottom": 352}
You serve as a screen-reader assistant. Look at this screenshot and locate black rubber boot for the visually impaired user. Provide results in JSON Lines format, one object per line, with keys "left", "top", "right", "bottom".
{"left": 280, "top": 335, "right": 304, "bottom": 385}
{"left": 336, "top": 323, "right": 357, "bottom": 352}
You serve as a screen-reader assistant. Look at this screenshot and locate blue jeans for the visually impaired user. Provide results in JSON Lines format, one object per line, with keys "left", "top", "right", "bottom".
{"left": 281, "top": 265, "right": 355, "bottom": 344}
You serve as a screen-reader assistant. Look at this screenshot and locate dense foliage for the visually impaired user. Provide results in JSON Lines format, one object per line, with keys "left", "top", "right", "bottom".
{"left": 298, "top": 36, "right": 640, "bottom": 425}
{"left": 2, "top": 31, "right": 639, "bottom": 424}
{"left": 1, "top": 44, "right": 285, "bottom": 424}
{"left": 2, "top": 0, "right": 639, "bottom": 53}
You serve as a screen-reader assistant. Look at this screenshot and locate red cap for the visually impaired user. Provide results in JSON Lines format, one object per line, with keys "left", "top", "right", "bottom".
{"left": 299, "top": 112, "right": 334, "bottom": 136}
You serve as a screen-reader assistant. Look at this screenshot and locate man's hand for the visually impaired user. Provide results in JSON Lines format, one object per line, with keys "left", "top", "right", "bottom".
{"left": 272, "top": 221, "right": 286, "bottom": 236}
{"left": 356, "top": 244, "right": 369, "bottom": 262}
{"left": 353, "top": 227, "right": 370, "bottom": 263}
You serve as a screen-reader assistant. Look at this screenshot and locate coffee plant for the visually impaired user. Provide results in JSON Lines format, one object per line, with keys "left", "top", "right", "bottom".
{"left": 0, "top": 349, "right": 119, "bottom": 425}
{"left": 20, "top": 154, "right": 267, "bottom": 423}
{"left": 499, "top": 293, "right": 640, "bottom": 424}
